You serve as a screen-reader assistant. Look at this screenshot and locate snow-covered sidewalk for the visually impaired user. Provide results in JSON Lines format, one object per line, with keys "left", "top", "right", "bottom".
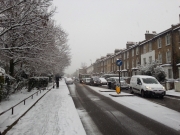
{"left": 166, "top": 89, "right": 180, "bottom": 98}
{"left": 0, "top": 88, "right": 48, "bottom": 133}
{"left": 0, "top": 80, "right": 86, "bottom": 135}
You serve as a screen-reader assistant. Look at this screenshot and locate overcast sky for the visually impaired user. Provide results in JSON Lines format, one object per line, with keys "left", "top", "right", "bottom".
{"left": 52, "top": 0, "right": 179, "bottom": 75}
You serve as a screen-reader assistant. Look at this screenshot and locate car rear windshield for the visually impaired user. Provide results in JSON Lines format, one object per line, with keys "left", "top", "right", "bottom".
{"left": 142, "top": 78, "right": 158, "bottom": 84}
{"left": 115, "top": 79, "right": 125, "bottom": 82}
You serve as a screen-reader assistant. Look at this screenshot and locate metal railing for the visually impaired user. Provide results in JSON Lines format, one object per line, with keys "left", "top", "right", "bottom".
{"left": 0, "top": 88, "right": 49, "bottom": 116}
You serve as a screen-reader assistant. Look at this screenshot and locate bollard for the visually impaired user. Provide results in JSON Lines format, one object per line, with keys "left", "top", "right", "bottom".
{"left": 116, "top": 86, "right": 121, "bottom": 94}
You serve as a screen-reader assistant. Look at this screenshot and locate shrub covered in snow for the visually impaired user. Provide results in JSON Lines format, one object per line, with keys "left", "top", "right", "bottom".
{"left": 137, "top": 61, "right": 166, "bottom": 82}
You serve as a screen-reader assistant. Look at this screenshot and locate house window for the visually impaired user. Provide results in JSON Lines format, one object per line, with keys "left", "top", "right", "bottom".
{"left": 143, "top": 58, "right": 146, "bottom": 65}
{"left": 157, "top": 38, "right": 162, "bottom": 48}
{"left": 149, "top": 56, "right": 152, "bottom": 64}
{"left": 132, "top": 49, "right": 134, "bottom": 57}
{"left": 125, "top": 72, "right": 128, "bottom": 77}
{"left": 168, "top": 69, "right": 172, "bottom": 78}
{"left": 127, "top": 52, "right": 129, "bottom": 58}
{"left": 124, "top": 61, "right": 126, "bottom": 69}
{"left": 158, "top": 53, "right": 162, "bottom": 64}
{"left": 127, "top": 60, "right": 129, "bottom": 69}
{"left": 166, "top": 50, "right": 171, "bottom": 63}
{"left": 132, "top": 59, "right": 134, "bottom": 67}
{"left": 143, "top": 45, "right": 146, "bottom": 54}
{"left": 136, "top": 47, "right": 139, "bottom": 55}
{"left": 124, "top": 53, "right": 126, "bottom": 60}
{"left": 149, "top": 42, "right": 152, "bottom": 52}
{"left": 136, "top": 58, "right": 139, "bottom": 66}
{"left": 166, "top": 33, "right": 171, "bottom": 46}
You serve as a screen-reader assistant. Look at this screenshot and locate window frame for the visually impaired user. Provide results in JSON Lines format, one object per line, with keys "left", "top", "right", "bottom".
{"left": 158, "top": 53, "right": 162, "bottom": 64}
{"left": 143, "top": 58, "right": 146, "bottom": 65}
{"left": 132, "top": 49, "right": 134, "bottom": 57}
{"left": 157, "top": 38, "right": 162, "bottom": 48}
{"left": 166, "top": 33, "right": 171, "bottom": 46}
{"left": 149, "top": 56, "right": 152, "bottom": 64}
{"left": 166, "top": 50, "right": 171, "bottom": 63}
{"left": 143, "top": 45, "right": 146, "bottom": 54}
{"left": 149, "top": 42, "right": 152, "bottom": 52}
{"left": 136, "top": 47, "right": 139, "bottom": 55}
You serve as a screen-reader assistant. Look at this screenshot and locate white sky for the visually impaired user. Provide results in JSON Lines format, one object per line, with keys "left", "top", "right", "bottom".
{"left": 51, "top": 0, "right": 180, "bottom": 74}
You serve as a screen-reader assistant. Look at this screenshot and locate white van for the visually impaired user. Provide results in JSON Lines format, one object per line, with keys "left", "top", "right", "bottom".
{"left": 129, "top": 75, "right": 166, "bottom": 98}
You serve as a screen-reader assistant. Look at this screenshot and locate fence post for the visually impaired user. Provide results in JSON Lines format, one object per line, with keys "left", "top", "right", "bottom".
{"left": 32, "top": 95, "right": 33, "bottom": 99}
{"left": 37, "top": 91, "right": 38, "bottom": 96}
{"left": 12, "top": 107, "right": 13, "bottom": 115}
{"left": 24, "top": 100, "right": 25, "bottom": 105}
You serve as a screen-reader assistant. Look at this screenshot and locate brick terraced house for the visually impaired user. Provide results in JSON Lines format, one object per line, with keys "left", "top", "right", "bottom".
{"left": 91, "top": 23, "right": 180, "bottom": 79}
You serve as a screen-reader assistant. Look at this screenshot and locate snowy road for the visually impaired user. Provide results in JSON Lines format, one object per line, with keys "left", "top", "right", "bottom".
{"left": 70, "top": 83, "right": 180, "bottom": 135}
{"left": 6, "top": 82, "right": 86, "bottom": 135}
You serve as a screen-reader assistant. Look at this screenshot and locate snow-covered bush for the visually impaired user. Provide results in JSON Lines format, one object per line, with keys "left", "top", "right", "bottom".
{"left": 137, "top": 61, "right": 166, "bottom": 82}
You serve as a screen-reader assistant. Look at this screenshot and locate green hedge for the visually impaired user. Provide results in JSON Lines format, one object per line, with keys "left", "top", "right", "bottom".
{"left": 28, "top": 77, "right": 49, "bottom": 92}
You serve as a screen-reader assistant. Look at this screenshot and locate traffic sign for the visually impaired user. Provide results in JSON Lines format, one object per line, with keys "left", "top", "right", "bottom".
{"left": 116, "top": 59, "right": 123, "bottom": 66}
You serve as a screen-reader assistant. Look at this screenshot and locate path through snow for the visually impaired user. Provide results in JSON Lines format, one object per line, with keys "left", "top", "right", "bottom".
{"left": 6, "top": 81, "right": 86, "bottom": 135}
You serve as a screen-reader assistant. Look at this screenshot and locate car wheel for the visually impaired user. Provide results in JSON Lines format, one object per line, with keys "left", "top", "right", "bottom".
{"left": 130, "top": 87, "right": 134, "bottom": 94}
{"left": 141, "top": 90, "right": 145, "bottom": 97}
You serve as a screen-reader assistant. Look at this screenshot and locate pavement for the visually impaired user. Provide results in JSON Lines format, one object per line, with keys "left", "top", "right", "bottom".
{"left": 166, "top": 89, "right": 180, "bottom": 98}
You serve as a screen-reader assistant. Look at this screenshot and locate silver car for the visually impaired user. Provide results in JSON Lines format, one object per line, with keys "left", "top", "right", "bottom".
{"left": 107, "top": 77, "right": 129, "bottom": 90}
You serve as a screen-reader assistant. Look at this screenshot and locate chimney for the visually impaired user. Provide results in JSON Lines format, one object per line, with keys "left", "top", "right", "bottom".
{"left": 126, "top": 41, "right": 135, "bottom": 49}
{"left": 145, "top": 30, "right": 155, "bottom": 40}
{"left": 114, "top": 49, "right": 121, "bottom": 54}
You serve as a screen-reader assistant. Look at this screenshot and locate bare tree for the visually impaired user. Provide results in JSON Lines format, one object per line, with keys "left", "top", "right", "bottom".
{"left": 0, "top": 0, "right": 71, "bottom": 96}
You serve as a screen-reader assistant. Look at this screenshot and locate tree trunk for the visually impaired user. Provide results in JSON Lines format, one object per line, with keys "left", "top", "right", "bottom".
{"left": 9, "top": 59, "right": 14, "bottom": 77}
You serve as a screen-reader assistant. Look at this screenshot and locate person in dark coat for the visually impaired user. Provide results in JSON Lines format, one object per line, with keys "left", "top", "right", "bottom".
{"left": 55, "top": 76, "right": 59, "bottom": 88}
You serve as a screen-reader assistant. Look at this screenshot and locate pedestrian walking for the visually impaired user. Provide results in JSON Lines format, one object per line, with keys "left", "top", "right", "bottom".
{"left": 55, "top": 75, "right": 59, "bottom": 88}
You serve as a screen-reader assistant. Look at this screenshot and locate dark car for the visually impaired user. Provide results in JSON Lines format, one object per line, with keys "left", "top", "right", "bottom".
{"left": 107, "top": 77, "right": 129, "bottom": 90}
{"left": 90, "top": 76, "right": 101, "bottom": 86}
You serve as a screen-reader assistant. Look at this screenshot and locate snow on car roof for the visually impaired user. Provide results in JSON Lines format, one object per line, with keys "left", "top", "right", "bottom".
{"left": 132, "top": 75, "right": 155, "bottom": 78}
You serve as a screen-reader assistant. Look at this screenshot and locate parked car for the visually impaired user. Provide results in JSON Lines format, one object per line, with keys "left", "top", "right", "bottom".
{"left": 129, "top": 75, "right": 166, "bottom": 98}
{"left": 99, "top": 78, "right": 107, "bottom": 85}
{"left": 107, "top": 77, "right": 129, "bottom": 90}
{"left": 90, "top": 76, "right": 101, "bottom": 86}
{"left": 83, "top": 78, "right": 91, "bottom": 85}
{"left": 65, "top": 78, "right": 73, "bottom": 85}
